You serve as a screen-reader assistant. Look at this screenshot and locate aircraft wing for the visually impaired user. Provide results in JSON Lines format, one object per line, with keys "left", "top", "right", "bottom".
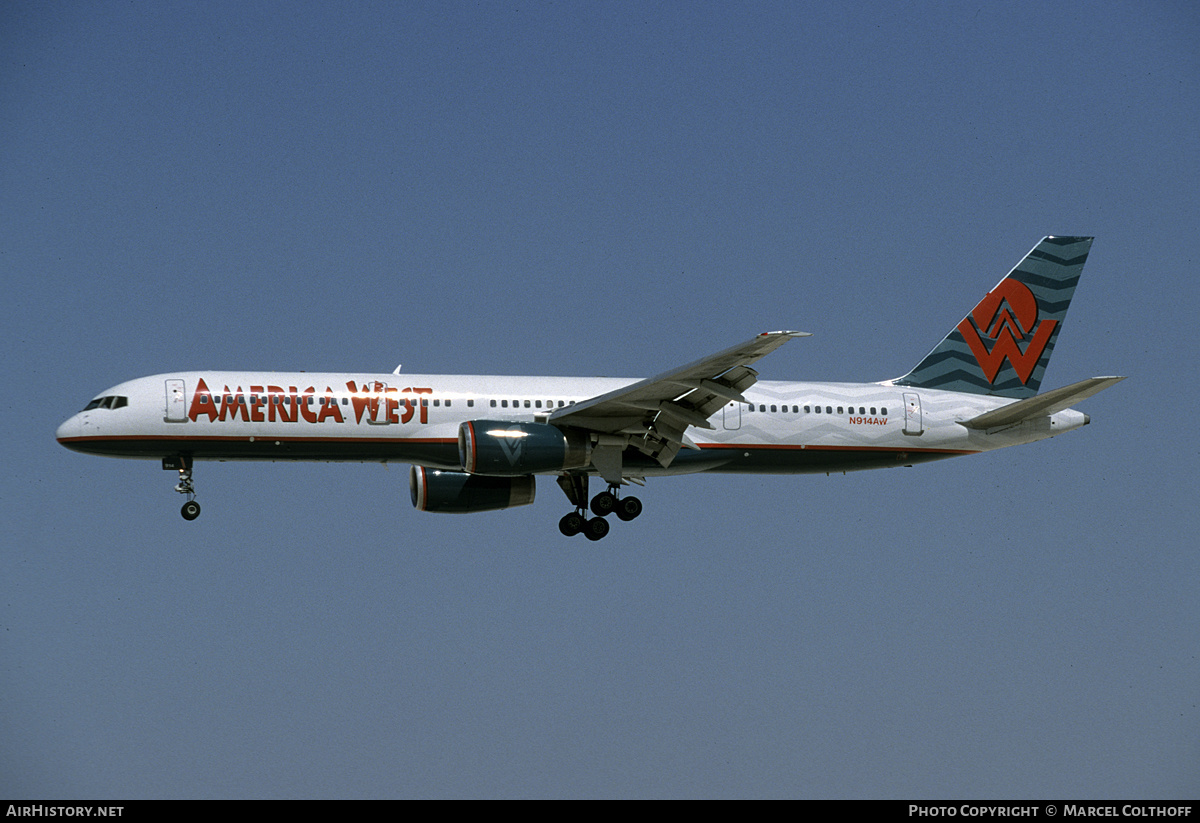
{"left": 549, "top": 330, "right": 809, "bottom": 468}
{"left": 960, "top": 376, "right": 1126, "bottom": 430}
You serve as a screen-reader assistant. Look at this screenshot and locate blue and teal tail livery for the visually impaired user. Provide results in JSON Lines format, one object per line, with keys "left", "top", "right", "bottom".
{"left": 893, "top": 236, "right": 1093, "bottom": 398}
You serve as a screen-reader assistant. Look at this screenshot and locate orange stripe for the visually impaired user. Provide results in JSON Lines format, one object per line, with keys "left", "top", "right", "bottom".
{"left": 697, "top": 442, "right": 977, "bottom": 455}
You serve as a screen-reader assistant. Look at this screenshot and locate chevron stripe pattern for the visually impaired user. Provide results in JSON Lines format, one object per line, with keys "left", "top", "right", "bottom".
{"left": 893, "top": 236, "right": 1093, "bottom": 398}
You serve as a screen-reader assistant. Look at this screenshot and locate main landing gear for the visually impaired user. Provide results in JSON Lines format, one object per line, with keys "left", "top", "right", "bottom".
{"left": 165, "top": 456, "right": 201, "bottom": 521}
{"left": 556, "top": 475, "right": 642, "bottom": 541}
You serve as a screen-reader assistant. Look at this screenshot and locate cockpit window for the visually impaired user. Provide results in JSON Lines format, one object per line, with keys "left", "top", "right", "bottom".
{"left": 82, "top": 395, "right": 128, "bottom": 411}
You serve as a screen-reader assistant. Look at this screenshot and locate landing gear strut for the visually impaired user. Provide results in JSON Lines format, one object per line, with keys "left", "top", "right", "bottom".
{"left": 556, "top": 474, "right": 641, "bottom": 540}
{"left": 165, "top": 456, "right": 201, "bottom": 521}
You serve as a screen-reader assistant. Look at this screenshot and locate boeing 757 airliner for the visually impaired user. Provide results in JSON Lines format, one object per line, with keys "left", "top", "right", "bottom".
{"left": 57, "top": 236, "right": 1123, "bottom": 540}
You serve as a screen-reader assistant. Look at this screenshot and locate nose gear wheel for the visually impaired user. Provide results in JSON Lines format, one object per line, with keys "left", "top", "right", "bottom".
{"left": 170, "top": 461, "right": 201, "bottom": 521}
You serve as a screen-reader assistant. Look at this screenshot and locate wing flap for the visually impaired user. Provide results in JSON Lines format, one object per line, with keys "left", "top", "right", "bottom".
{"left": 549, "top": 330, "right": 809, "bottom": 467}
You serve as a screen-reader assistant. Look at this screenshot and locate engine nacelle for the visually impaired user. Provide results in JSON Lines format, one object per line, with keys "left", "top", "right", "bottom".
{"left": 410, "top": 466, "right": 535, "bottom": 513}
{"left": 458, "top": 420, "right": 591, "bottom": 476}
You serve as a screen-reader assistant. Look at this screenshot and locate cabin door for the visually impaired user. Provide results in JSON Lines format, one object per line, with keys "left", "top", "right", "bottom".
{"left": 722, "top": 401, "right": 741, "bottom": 430}
{"left": 164, "top": 379, "right": 187, "bottom": 423}
{"left": 902, "top": 392, "right": 923, "bottom": 436}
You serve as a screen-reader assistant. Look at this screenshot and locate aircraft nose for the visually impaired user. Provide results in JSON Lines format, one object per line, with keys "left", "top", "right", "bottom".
{"left": 56, "top": 415, "right": 81, "bottom": 446}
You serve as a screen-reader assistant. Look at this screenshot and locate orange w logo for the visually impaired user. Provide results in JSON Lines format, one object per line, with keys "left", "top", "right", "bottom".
{"left": 957, "top": 280, "right": 1057, "bottom": 385}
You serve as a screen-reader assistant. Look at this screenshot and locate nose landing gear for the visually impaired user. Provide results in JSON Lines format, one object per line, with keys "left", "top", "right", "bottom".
{"left": 164, "top": 456, "right": 200, "bottom": 521}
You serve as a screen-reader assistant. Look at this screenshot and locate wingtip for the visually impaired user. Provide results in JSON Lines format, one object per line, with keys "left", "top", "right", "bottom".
{"left": 1044, "top": 235, "right": 1095, "bottom": 244}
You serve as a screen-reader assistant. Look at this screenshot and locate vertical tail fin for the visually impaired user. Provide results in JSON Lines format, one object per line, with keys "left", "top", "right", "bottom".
{"left": 892, "top": 236, "right": 1093, "bottom": 398}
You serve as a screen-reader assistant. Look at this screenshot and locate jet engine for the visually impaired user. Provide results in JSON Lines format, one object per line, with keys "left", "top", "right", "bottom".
{"left": 458, "top": 421, "right": 591, "bottom": 476}
{"left": 410, "top": 466, "right": 535, "bottom": 513}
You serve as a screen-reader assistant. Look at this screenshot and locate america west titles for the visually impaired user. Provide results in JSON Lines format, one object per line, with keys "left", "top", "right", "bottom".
{"left": 187, "top": 378, "right": 435, "bottom": 426}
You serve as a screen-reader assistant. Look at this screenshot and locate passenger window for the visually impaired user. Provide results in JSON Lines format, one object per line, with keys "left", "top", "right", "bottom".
{"left": 804, "top": 405, "right": 810, "bottom": 413}
{"left": 770, "top": 405, "right": 777, "bottom": 413}
{"left": 826, "top": 406, "right": 832, "bottom": 414}
{"left": 501, "top": 400, "right": 508, "bottom": 408}
{"left": 837, "top": 406, "right": 844, "bottom": 414}
{"left": 489, "top": 399, "right": 496, "bottom": 408}
{"left": 467, "top": 399, "right": 474, "bottom": 407}
{"left": 524, "top": 400, "right": 531, "bottom": 408}
{"left": 870, "top": 407, "right": 876, "bottom": 415}
{"left": 881, "top": 407, "right": 888, "bottom": 415}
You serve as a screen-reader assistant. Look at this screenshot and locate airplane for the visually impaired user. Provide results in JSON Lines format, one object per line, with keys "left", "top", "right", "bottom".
{"left": 56, "top": 236, "right": 1123, "bottom": 540}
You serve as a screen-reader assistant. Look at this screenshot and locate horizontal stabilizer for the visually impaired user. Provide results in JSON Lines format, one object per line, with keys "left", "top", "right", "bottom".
{"left": 961, "top": 376, "right": 1125, "bottom": 430}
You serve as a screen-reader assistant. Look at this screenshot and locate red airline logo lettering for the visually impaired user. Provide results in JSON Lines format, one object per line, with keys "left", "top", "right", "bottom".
{"left": 956, "top": 280, "right": 1056, "bottom": 385}
{"left": 187, "top": 378, "right": 433, "bottom": 425}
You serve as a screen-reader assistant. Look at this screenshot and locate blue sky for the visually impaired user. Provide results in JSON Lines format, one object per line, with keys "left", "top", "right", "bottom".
{"left": 3, "top": 0, "right": 1198, "bottom": 798}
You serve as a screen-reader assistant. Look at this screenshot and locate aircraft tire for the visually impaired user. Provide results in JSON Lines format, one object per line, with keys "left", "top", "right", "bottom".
{"left": 590, "top": 491, "right": 616, "bottom": 517}
{"left": 615, "top": 496, "right": 643, "bottom": 521}
{"left": 559, "top": 511, "right": 584, "bottom": 537}
{"left": 584, "top": 517, "right": 610, "bottom": 541}
{"left": 181, "top": 500, "right": 201, "bottom": 521}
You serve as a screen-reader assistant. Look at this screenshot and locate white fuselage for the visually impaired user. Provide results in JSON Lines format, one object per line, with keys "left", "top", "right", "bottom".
{"left": 55, "top": 371, "right": 1089, "bottom": 476}
{"left": 53, "top": 238, "right": 1115, "bottom": 536}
